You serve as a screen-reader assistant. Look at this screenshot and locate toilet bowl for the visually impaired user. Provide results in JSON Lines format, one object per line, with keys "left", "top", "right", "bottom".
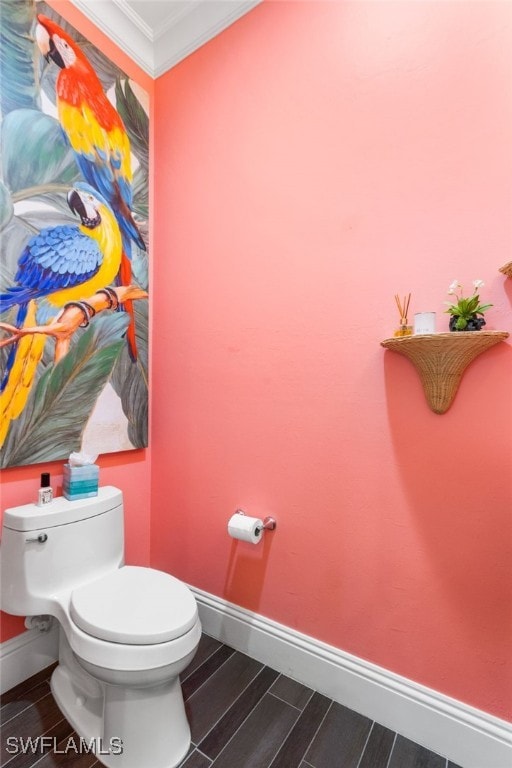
{"left": 0, "top": 487, "right": 201, "bottom": 768}
{"left": 53, "top": 567, "right": 201, "bottom": 768}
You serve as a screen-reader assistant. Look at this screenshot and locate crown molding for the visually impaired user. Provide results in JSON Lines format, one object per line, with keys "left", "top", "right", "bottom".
{"left": 111, "top": 0, "right": 155, "bottom": 42}
{"left": 69, "top": 0, "right": 261, "bottom": 78}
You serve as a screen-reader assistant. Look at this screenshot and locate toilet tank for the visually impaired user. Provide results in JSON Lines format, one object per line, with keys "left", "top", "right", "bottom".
{"left": 1, "top": 486, "right": 124, "bottom": 616}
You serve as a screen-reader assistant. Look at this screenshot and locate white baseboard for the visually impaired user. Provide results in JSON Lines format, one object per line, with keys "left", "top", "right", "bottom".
{"left": 0, "top": 622, "right": 59, "bottom": 694}
{"left": 190, "top": 586, "right": 512, "bottom": 768}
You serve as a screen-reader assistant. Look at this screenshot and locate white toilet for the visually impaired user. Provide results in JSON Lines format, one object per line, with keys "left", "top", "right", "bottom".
{"left": 0, "top": 486, "right": 201, "bottom": 768}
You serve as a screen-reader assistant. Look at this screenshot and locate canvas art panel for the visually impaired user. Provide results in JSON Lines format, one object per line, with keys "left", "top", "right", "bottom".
{"left": 0, "top": 0, "right": 149, "bottom": 468}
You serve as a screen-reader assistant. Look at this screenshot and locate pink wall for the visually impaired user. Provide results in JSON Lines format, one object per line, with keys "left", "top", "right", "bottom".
{"left": 2, "top": 0, "right": 510, "bottom": 724}
{"left": 151, "top": 0, "right": 512, "bottom": 720}
{"left": 0, "top": 0, "right": 154, "bottom": 642}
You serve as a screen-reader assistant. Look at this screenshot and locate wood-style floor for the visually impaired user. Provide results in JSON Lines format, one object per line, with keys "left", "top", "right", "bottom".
{"left": 1, "top": 633, "right": 464, "bottom": 768}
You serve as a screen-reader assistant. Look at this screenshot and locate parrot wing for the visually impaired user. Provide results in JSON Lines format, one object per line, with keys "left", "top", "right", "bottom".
{"left": 62, "top": 102, "right": 145, "bottom": 252}
{"left": 0, "top": 225, "right": 103, "bottom": 312}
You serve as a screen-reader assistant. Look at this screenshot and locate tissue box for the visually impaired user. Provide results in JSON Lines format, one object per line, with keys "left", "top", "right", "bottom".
{"left": 63, "top": 463, "right": 99, "bottom": 500}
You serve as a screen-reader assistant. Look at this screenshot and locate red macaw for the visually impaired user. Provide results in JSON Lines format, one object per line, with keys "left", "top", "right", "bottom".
{"left": 35, "top": 14, "right": 145, "bottom": 360}
{"left": 0, "top": 183, "right": 122, "bottom": 447}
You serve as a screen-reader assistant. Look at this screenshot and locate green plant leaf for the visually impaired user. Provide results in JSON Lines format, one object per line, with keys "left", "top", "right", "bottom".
{"left": 0, "top": 180, "right": 14, "bottom": 230}
{"left": 465, "top": 296, "right": 479, "bottom": 314}
{"left": 109, "top": 299, "right": 149, "bottom": 448}
{"left": 132, "top": 166, "right": 149, "bottom": 218}
{"left": 2, "top": 109, "right": 79, "bottom": 193}
{"left": 0, "top": 217, "right": 37, "bottom": 281}
{"left": 115, "top": 78, "right": 149, "bottom": 174}
{"left": 16, "top": 189, "right": 78, "bottom": 216}
{"left": 0, "top": 0, "right": 39, "bottom": 117}
{"left": 0, "top": 313, "right": 129, "bottom": 468}
{"left": 131, "top": 247, "right": 149, "bottom": 291}
{"left": 15, "top": 207, "right": 78, "bottom": 232}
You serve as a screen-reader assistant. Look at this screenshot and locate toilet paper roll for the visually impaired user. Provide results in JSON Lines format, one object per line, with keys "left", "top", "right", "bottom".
{"left": 227, "top": 513, "right": 263, "bottom": 544}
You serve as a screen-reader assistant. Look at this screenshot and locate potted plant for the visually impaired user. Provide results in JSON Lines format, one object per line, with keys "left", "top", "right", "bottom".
{"left": 445, "top": 279, "right": 492, "bottom": 331}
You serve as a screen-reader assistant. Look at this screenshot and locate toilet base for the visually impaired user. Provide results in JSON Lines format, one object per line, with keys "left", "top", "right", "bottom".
{"left": 51, "top": 633, "right": 192, "bottom": 768}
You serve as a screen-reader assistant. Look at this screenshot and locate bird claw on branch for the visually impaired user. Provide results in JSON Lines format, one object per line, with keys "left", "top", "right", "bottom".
{"left": 0, "top": 286, "right": 148, "bottom": 362}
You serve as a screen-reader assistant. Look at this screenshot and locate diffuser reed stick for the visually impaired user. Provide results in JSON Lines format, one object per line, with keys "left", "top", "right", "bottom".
{"left": 393, "top": 293, "right": 413, "bottom": 336}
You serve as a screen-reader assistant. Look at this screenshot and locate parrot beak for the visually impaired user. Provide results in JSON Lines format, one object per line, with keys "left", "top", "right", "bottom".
{"left": 48, "top": 37, "right": 65, "bottom": 69}
{"left": 67, "top": 189, "right": 86, "bottom": 219}
{"left": 35, "top": 22, "right": 65, "bottom": 68}
{"left": 68, "top": 189, "right": 101, "bottom": 230}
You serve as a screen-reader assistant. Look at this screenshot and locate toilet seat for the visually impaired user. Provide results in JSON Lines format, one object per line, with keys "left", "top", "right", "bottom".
{"left": 70, "top": 566, "right": 198, "bottom": 645}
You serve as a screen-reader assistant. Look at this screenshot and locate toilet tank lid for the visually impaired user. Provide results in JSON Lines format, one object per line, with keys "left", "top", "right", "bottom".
{"left": 2, "top": 486, "right": 122, "bottom": 531}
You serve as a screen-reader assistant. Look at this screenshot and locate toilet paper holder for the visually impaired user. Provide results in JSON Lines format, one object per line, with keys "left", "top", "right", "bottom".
{"left": 235, "top": 510, "right": 276, "bottom": 533}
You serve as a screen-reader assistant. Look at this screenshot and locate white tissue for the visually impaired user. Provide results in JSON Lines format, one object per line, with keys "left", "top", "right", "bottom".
{"left": 68, "top": 451, "right": 98, "bottom": 467}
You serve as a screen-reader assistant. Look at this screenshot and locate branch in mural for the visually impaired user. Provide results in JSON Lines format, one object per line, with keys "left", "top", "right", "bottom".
{"left": 0, "top": 286, "right": 148, "bottom": 362}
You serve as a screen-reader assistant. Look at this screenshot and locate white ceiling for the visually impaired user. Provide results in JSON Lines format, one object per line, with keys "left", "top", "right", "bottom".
{"left": 69, "top": 0, "right": 261, "bottom": 78}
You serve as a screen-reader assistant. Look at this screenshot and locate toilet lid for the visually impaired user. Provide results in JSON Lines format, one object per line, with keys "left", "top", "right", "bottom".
{"left": 70, "top": 566, "right": 198, "bottom": 645}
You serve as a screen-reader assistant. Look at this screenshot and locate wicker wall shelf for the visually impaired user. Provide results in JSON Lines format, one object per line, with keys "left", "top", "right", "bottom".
{"left": 381, "top": 331, "right": 509, "bottom": 414}
{"left": 499, "top": 262, "right": 512, "bottom": 278}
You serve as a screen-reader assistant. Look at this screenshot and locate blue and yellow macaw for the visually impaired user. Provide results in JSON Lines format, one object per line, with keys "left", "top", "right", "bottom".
{"left": 36, "top": 14, "right": 146, "bottom": 361}
{"left": 0, "top": 183, "right": 122, "bottom": 447}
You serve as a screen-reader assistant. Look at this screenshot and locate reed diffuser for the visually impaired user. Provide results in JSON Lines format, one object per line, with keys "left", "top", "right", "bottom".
{"left": 393, "top": 293, "right": 413, "bottom": 337}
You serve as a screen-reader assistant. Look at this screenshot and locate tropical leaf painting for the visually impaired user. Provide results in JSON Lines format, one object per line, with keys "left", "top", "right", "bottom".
{"left": 0, "top": 0, "right": 149, "bottom": 468}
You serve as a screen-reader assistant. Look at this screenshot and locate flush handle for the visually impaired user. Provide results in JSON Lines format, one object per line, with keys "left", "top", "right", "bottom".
{"left": 25, "top": 533, "right": 48, "bottom": 544}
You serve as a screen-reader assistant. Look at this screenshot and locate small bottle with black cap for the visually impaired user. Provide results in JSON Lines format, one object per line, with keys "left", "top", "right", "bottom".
{"left": 37, "top": 472, "right": 53, "bottom": 506}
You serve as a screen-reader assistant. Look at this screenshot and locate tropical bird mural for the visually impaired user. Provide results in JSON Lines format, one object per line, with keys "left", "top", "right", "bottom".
{"left": 0, "top": 183, "right": 123, "bottom": 448}
{"left": 0, "top": 0, "right": 149, "bottom": 467}
{"left": 35, "top": 13, "right": 146, "bottom": 360}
